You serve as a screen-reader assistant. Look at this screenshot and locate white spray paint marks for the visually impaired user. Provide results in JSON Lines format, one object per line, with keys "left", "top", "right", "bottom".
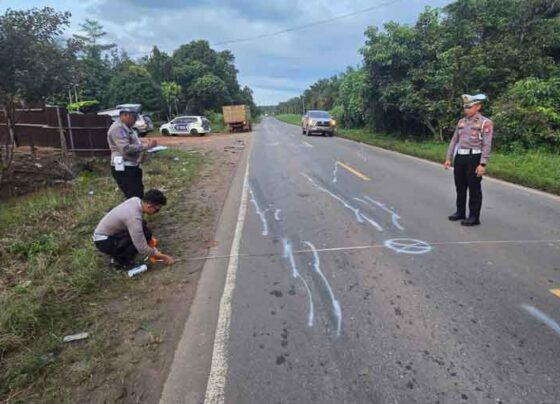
{"left": 248, "top": 185, "right": 269, "bottom": 236}
{"left": 303, "top": 141, "right": 313, "bottom": 148}
{"left": 384, "top": 239, "right": 432, "bottom": 255}
{"left": 283, "top": 239, "right": 314, "bottom": 327}
{"left": 302, "top": 173, "right": 383, "bottom": 232}
{"left": 332, "top": 163, "right": 339, "bottom": 184}
{"left": 266, "top": 142, "right": 281, "bottom": 146}
{"left": 522, "top": 304, "right": 560, "bottom": 337}
{"left": 358, "top": 142, "right": 368, "bottom": 162}
{"left": 355, "top": 196, "right": 405, "bottom": 231}
{"left": 274, "top": 209, "right": 282, "bottom": 221}
{"left": 304, "top": 241, "right": 342, "bottom": 337}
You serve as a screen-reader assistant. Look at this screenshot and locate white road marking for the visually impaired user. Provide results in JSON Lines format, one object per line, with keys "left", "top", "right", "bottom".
{"left": 303, "top": 141, "right": 313, "bottom": 148}
{"left": 283, "top": 239, "right": 314, "bottom": 327}
{"left": 384, "top": 239, "right": 432, "bottom": 255}
{"left": 360, "top": 196, "right": 405, "bottom": 231}
{"left": 248, "top": 185, "right": 269, "bottom": 236}
{"left": 522, "top": 304, "right": 560, "bottom": 337}
{"left": 204, "top": 160, "right": 251, "bottom": 404}
{"left": 302, "top": 173, "right": 383, "bottom": 231}
{"left": 332, "top": 163, "right": 339, "bottom": 183}
{"left": 304, "top": 241, "right": 342, "bottom": 337}
{"left": 274, "top": 209, "right": 282, "bottom": 221}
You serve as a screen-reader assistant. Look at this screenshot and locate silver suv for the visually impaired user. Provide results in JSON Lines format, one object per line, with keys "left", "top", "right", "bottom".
{"left": 302, "top": 110, "right": 336, "bottom": 136}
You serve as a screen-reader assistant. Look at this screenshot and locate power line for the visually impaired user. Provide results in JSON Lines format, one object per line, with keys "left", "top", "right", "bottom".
{"left": 213, "top": 0, "right": 404, "bottom": 46}
{"left": 125, "top": 0, "right": 404, "bottom": 56}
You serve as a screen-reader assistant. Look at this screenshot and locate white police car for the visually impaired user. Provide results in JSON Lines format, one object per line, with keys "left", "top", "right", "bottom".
{"left": 160, "top": 116, "right": 211, "bottom": 136}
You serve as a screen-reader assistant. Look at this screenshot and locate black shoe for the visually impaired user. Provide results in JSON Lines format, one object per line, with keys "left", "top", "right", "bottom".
{"left": 461, "top": 217, "right": 481, "bottom": 226}
{"left": 448, "top": 212, "right": 466, "bottom": 221}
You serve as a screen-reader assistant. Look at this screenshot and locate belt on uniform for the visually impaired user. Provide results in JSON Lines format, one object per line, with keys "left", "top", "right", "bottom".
{"left": 93, "top": 234, "right": 109, "bottom": 242}
{"left": 457, "top": 148, "right": 481, "bottom": 155}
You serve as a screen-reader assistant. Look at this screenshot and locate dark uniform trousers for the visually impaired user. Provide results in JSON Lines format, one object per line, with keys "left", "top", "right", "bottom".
{"left": 454, "top": 153, "right": 482, "bottom": 219}
{"left": 95, "top": 221, "right": 152, "bottom": 266}
{"left": 111, "top": 166, "right": 144, "bottom": 199}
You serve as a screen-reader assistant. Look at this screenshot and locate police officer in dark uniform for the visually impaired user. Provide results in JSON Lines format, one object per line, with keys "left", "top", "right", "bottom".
{"left": 107, "top": 107, "right": 157, "bottom": 199}
{"left": 444, "top": 94, "right": 494, "bottom": 226}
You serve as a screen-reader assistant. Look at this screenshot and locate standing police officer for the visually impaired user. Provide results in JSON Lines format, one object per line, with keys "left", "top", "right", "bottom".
{"left": 108, "top": 107, "right": 157, "bottom": 199}
{"left": 444, "top": 94, "right": 494, "bottom": 226}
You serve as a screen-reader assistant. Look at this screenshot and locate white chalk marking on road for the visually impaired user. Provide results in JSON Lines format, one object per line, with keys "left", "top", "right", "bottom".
{"left": 362, "top": 196, "right": 405, "bottom": 231}
{"left": 283, "top": 239, "right": 314, "bottom": 327}
{"left": 274, "top": 209, "right": 282, "bottom": 221}
{"left": 204, "top": 160, "right": 251, "bottom": 404}
{"left": 266, "top": 142, "right": 280, "bottom": 146}
{"left": 304, "top": 241, "right": 342, "bottom": 337}
{"left": 248, "top": 185, "right": 269, "bottom": 236}
{"left": 522, "top": 304, "right": 560, "bottom": 337}
{"left": 384, "top": 239, "right": 432, "bottom": 255}
{"left": 181, "top": 239, "right": 560, "bottom": 263}
{"left": 332, "top": 162, "right": 339, "bottom": 183}
{"left": 302, "top": 173, "right": 383, "bottom": 231}
{"left": 303, "top": 141, "right": 313, "bottom": 148}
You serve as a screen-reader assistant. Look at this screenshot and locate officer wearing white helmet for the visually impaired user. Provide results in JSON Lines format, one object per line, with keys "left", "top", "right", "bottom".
{"left": 107, "top": 107, "right": 157, "bottom": 199}
{"left": 444, "top": 94, "right": 494, "bottom": 226}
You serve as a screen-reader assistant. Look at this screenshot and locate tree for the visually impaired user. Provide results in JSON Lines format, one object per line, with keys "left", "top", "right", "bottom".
{"left": 188, "top": 74, "right": 227, "bottom": 114}
{"left": 106, "top": 64, "right": 163, "bottom": 112}
{"left": 0, "top": 7, "right": 76, "bottom": 183}
{"left": 73, "top": 19, "right": 116, "bottom": 105}
{"left": 161, "top": 81, "right": 182, "bottom": 119}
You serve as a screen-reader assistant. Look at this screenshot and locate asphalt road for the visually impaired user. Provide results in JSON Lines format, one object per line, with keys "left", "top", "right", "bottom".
{"left": 163, "top": 117, "right": 560, "bottom": 404}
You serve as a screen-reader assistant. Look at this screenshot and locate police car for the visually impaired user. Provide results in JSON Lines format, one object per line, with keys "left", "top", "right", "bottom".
{"left": 160, "top": 116, "right": 212, "bottom": 136}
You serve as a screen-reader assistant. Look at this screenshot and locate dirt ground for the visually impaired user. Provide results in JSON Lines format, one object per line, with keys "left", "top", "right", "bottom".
{"left": 69, "top": 132, "right": 249, "bottom": 403}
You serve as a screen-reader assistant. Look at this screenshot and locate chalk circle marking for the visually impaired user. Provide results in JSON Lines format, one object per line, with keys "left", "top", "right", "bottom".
{"left": 384, "top": 238, "right": 432, "bottom": 255}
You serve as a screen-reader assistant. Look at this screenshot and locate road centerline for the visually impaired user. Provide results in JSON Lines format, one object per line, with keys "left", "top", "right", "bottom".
{"left": 336, "top": 161, "right": 371, "bottom": 181}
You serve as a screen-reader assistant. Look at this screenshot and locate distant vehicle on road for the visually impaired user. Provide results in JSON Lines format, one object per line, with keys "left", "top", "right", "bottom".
{"left": 160, "top": 116, "right": 211, "bottom": 136}
{"left": 302, "top": 110, "right": 336, "bottom": 136}
{"left": 98, "top": 103, "right": 153, "bottom": 137}
{"left": 223, "top": 105, "right": 252, "bottom": 132}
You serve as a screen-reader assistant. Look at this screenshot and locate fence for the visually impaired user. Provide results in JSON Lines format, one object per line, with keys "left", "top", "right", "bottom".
{"left": 0, "top": 106, "right": 112, "bottom": 154}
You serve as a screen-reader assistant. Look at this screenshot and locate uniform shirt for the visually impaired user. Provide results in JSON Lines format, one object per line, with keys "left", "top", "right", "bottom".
{"left": 107, "top": 118, "right": 146, "bottom": 166}
{"left": 94, "top": 197, "right": 156, "bottom": 258}
{"left": 446, "top": 113, "right": 494, "bottom": 164}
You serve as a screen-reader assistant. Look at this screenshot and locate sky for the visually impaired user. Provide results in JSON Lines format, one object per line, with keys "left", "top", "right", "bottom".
{"left": 1, "top": 0, "right": 451, "bottom": 105}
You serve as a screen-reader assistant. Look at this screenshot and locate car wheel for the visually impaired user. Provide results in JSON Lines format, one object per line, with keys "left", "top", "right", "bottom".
{"left": 190, "top": 129, "right": 198, "bottom": 136}
{"left": 161, "top": 129, "right": 170, "bottom": 136}
{"left": 302, "top": 127, "right": 305, "bottom": 135}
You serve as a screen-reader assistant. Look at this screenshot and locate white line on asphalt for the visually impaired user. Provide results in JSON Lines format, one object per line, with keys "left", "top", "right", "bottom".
{"left": 302, "top": 173, "right": 383, "bottom": 231}
{"left": 274, "top": 209, "right": 282, "bottom": 221}
{"left": 283, "top": 239, "right": 314, "bottom": 327}
{"left": 304, "top": 241, "right": 342, "bottom": 337}
{"left": 303, "top": 141, "right": 313, "bottom": 148}
{"left": 181, "top": 239, "right": 560, "bottom": 263}
{"left": 248, "top": 185, "right": 269, "bottom": 236}
{"left": 362, "top": 196, "right": 405, "bottom": 231}
{"left": 332, "top": 162, "right": 339, "bottom": 183}
{"left": 522, "top": 304, "right": 560, "bottom": 337}
{"left": 203, "top": 160, "right": 251, "bottom": 404}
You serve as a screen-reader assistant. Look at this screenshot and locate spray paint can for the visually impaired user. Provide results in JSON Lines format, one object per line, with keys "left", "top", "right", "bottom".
{"left": 127, "top": 264, "right": 148, "bottom": 278}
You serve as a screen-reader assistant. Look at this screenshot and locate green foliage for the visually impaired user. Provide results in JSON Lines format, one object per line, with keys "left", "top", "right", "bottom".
{"left": 67, "top": 100, "right": 100, "bottom": 113}
{"left": 336, "top": 67, "right": 366, "bottom": 128}
{"left": 189, "top": 74, "right": 227, "bottom": 113}
{"left": 106, "top": 64, "right": 164, "bottom": 111}
{"left": 493, "top": 77, "right": 560, "bottom": 150}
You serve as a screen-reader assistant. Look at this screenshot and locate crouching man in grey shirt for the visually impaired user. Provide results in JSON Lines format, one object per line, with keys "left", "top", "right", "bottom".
{"left": 93, "top": 189, "right": 175, "bottom": 268}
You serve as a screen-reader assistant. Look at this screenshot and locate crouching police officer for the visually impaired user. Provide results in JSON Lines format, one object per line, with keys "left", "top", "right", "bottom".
{"left": 108, "top": 107, "right": 157, "bottom": 199}
{"left": 444, "top": 94, "right": 494, "bottom": 226}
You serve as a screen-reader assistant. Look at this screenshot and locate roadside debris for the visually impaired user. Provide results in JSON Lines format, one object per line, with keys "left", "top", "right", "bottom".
{"left": 63, "top": 332, "right": 89, "bottom": 343}
{"left": 128, "top": 264, "right": 148, "bottom": 277}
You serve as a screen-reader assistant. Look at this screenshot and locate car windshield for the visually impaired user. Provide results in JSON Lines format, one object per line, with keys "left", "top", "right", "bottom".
{"left": 308, "top": 111, "right": 330, "bottom": 119}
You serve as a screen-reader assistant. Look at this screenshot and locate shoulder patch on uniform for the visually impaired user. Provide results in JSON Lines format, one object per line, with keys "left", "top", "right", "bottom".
{"left": 482, "top": 121, "right": 493, "bottom": 134}
{"left": 119, "top": 128, "right": 128, "bottom": 138}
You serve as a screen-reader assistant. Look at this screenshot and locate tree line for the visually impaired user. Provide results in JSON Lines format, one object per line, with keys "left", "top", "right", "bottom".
{"left": 277, "top": 0, "right": 560, "bottom": 152}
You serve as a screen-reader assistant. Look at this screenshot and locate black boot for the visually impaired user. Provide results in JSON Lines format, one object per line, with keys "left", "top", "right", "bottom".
{"left": 448, "top": 212, "right": 466, "bottom": 221}
{"left": 461, "top": 216, "right": 481, "bottom": 226}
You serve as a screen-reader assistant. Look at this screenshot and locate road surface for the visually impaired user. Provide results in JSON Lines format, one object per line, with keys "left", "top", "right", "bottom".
{"left": 162, "top": 117, "right": 560, "bottom": 404}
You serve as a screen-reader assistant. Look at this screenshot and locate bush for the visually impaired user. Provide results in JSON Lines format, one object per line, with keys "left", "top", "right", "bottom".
{"left": 493, "top": 77, "right": 560, "bottom": 151}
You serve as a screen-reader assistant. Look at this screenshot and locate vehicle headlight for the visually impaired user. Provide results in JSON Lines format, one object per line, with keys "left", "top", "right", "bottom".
{"left": 331, "top": 120, "right": 336, "bottom": 127}
{"left": 309, "top": 119, "right": 315, "bottom": 126}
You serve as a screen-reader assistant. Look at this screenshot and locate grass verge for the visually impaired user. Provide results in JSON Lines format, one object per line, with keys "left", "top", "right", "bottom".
{"left": 0, "top": 149, "right": 202, "bottom": 402}
{"left": 276, "top": 114, "right": 560, "bottom": 195}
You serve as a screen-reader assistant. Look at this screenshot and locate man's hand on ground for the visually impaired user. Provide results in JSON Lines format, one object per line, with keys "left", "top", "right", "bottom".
{"left": 147, "top": 139, "right": 158, "bottom": 149}
{"left": 159, "top": 254, "right": 175, "bottom": 265}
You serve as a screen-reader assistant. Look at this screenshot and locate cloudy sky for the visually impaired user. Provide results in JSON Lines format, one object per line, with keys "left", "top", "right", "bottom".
{"left": 2, "top": 0, "right": 450, "bottom": 105}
